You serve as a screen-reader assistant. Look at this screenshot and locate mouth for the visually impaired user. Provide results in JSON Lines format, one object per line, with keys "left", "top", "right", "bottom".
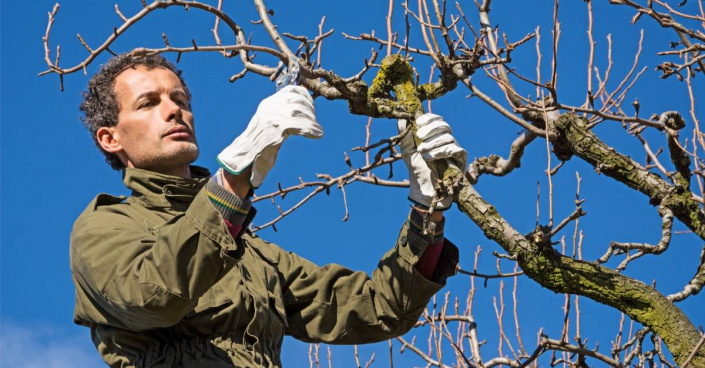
{"left": 163, "top": 125, "right": 193, "bottom": 139}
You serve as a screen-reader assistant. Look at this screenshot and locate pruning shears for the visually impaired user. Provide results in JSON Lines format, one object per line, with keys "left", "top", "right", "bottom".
{"left": 273, "top": 59, "right": 301, "bottom": 91}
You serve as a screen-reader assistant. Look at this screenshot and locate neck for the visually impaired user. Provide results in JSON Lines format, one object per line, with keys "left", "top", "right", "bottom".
{"left": 163, "top": 165, "right": 192, "bottom": 179}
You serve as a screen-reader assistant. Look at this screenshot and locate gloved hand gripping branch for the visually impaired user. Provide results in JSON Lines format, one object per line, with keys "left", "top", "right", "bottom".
{"left": 398, "top": 113, "right": 467, "bottom": 210}
{"left": 217, "top": 85, "right": 323, "bottom": 188}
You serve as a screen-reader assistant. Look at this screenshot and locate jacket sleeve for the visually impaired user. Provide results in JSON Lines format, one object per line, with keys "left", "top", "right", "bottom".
{"left": 254, "top": 218, "right": 459, "bottom": 344}
{"left": 70, "top": 189, "right": 236, "bottom": 331}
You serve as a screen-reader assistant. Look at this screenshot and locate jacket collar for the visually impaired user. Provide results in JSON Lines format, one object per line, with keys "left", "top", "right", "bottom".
{"left": 123, "top": 166, "right": 211, "bottom": 208}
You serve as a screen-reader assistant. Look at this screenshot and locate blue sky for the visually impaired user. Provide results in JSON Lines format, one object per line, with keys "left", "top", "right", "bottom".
{"left": 1, "top": 1, "right": 703, "bottom": 367}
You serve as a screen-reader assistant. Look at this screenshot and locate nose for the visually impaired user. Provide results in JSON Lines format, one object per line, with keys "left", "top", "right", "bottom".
{"left": 161, "top": 96, "right": 183, "bottom": 122}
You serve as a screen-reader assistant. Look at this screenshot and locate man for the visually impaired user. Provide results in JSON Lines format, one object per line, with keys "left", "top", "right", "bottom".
{"left": 71, "top": 53, "right": 465, "bottom": 367}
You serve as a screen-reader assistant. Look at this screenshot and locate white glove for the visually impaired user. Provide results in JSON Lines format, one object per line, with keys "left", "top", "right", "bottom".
{"left": 398, "top": 113, "right": 467, "bottom": 210}
{"left": 217, "top": 85, "right": 323, "bottom": 188}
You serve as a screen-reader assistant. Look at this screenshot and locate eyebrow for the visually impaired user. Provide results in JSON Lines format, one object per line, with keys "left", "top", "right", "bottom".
{"left": 132, "top": 89, "right": 188, "bottom": 106}
{"left": 170, "top": 90, "right": 188, "bottom": 100}
{"left": 132, "top": 90, "right": 158, "bottom": 104}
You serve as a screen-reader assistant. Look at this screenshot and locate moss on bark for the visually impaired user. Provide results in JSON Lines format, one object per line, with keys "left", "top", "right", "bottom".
{"left": 456, "top": 183, "right": 705, "bottom": 367}
{"left": 368, "top": 55, "right": 424, "bottom": 116}
{"left": 546, "top": 113, "right": 705, "bottom": 365}
{"left": 553, "top": 114, "right": 705, "bottom": 239}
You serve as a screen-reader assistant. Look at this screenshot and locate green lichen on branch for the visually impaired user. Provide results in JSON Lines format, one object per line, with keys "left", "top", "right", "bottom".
{"left": 336, "top": 56, "right": 417, "bottom": 119}
{"left": 553, "top": 114, "right": 705, "bottom": 239}
{"left": 552, "top": 114, "right": 671, "bottom": 199}
{"left": 368, "top": 54, "right": 423, "bottom": 116}
{"left": 331, "top": 54, "right": 462, "bottom": 120}
{"left": 417, "top": 57, "right": 461, "bottom": 100}
{"left": 454, "top": 182, "right": 705, "bottom": 366}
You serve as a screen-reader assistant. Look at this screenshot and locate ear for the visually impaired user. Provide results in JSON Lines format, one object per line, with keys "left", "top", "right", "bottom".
{"left": 96, "top": 126, "right": 123, "bottom": 155}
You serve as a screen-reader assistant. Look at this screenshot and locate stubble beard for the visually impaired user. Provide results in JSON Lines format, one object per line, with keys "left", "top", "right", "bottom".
{"left": 130, "top": 140, "right": 200, "bottom": 176}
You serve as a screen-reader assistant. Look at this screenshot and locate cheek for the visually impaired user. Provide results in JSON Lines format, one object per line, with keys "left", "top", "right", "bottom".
{"left": 184, "top": 110, "right": 194, "bottom": 122}
{"left": 184, "top": 112, "right": 196, "bottom": 129}
{"left": 116, "top": 114, "right": 155, "bottom": 145}
{"left": 115, "top": 126, "right": 136, "bottom": 149}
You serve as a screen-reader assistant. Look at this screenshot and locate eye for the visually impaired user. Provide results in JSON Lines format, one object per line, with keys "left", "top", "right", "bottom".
{"left": 173, "top": 96, "right": 189, "bottom": 109}
{"left": 137, "top": 99, "right": 156, "bottom": 109}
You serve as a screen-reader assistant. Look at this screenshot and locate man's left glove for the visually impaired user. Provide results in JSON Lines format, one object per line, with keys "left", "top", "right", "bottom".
{"left": 398, "top": 113, "right": 467, "bottom": 210}
{"left": 217, "top": 85, "right": 323, "bottom": 188}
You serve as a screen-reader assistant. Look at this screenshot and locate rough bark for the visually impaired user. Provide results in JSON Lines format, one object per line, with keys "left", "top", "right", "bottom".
{"left": 553, "top": 113, "right": 705, "bottom": 312}
{"left": 455, "top": 183, "right": 705, "bottom": 367}
{"left": 552, "top": 114, "right": 705, "bottom": 239}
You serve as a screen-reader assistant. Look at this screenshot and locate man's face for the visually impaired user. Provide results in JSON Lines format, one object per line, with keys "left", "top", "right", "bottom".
{"left": 106, "top": 66, "right": 199, "bottom": 175}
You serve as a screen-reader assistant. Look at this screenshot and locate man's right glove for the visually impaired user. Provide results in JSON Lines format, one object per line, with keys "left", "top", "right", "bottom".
{"left": 398, "top": 113, "right": 467, "bottom": 210}
{"left": 217, "top": 85, "right": 323, "bottom": 188}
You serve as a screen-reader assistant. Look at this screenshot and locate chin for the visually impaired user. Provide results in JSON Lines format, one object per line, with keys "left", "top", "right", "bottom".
{"left": 177, "top": 145, "right": 200, "bottom": 165}
{"left": 156, "top": 145, "right": 200, "bottom": 168}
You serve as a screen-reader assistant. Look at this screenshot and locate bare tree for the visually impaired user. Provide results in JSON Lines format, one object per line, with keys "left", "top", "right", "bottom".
{"left": 41, "top": 0, "right": 704, "bottom": 366}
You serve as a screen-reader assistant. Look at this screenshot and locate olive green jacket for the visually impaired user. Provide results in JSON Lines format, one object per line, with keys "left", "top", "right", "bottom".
{"left": 70, "top": 167, "right": 458, "bottom": 368}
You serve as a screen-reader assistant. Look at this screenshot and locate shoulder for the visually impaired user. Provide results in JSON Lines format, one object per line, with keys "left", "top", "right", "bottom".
{"left": 70, "top": 194, "right": 130, "bottom": 267}
{"left": 89, "top": 193, "right": 127, "bottom": 209}
{"left": 72, "top": 193, "right": 130, "bottom": 232}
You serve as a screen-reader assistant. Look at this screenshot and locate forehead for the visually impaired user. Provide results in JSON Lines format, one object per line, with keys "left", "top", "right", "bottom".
{"left": 113, "top": 66, "right": 184, "bottom": 99}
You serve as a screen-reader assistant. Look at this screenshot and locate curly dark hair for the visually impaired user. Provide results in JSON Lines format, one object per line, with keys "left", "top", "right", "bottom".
{"left": 80, "top": 53, "right": 191, "bottom": 170}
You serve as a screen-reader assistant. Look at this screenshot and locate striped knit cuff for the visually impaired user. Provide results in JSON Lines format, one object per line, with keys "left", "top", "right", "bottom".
{"left": 408, "top": 209, "right": 445, "bottom": 245}
{"left": 206, "top": 177, "right": 252, "bottom": 226}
